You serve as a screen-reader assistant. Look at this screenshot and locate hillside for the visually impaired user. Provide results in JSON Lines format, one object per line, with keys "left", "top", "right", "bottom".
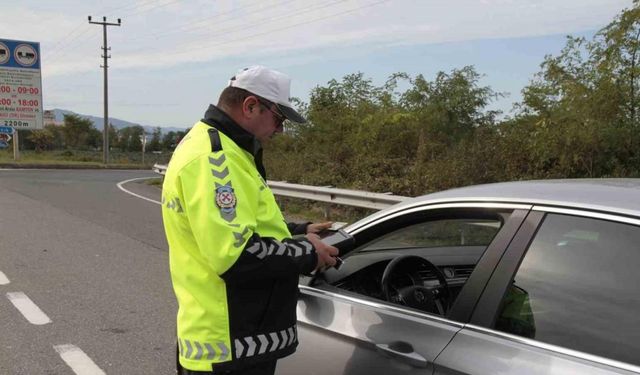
{"left": 49, "top": 109, "right": 186, "bottom": 134}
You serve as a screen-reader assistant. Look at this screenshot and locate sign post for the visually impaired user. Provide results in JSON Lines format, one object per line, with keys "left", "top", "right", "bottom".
{"left": 13, "top": 127, "right": 18, "bottom": 160}
{"left": 0, "top": 38, "right": 43, "bottom": 160}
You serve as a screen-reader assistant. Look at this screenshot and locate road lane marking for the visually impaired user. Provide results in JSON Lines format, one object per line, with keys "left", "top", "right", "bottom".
{"left": 6, "top": 292, "right": 52, "bottom": 325}
{"left": 54, "top": 344, "right": 106, "bottom": 375}
{"left": 0, "top": 271, "right": 9, "bottom": 285}
{"left": 117, "top": 177, "right": 161, "bottom": 205}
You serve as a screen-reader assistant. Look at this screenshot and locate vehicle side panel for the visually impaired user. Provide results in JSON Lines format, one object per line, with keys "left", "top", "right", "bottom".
{"left": 278, "top": 288, "right": 462, "bottom": 374}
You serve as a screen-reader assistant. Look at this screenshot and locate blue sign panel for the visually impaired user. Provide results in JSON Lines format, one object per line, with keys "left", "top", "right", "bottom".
{"left": 0, "top": 126, "right": 14, "bottom": 134}
{"left": 0, "top": 39, "right": 40, "bottom": 69}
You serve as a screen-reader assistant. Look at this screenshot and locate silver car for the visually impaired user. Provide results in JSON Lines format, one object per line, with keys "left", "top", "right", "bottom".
{"left": 279, "top": 179, "right": 640, "bottom": 375}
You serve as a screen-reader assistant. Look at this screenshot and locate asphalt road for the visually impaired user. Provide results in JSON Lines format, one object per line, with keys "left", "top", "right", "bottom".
{"left": 0, "top": 169, "right": 175, "bottom": 374}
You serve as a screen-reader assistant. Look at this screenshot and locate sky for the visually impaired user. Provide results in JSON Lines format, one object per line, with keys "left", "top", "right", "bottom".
{"left": 0, "top": 0, "right": 635, "bottom": 128}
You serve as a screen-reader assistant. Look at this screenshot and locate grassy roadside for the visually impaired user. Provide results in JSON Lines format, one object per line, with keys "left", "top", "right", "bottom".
{"left": 275, "top": 197, "right": 375, "bottom": 225}
{"left": 146, "top": 178, "right": 163, "bottom": 187}
{"left": 0, "top": 149, "right": 166, "bottom": 169}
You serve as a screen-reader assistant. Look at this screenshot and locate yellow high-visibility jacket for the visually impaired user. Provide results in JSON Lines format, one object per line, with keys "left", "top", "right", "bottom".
{"left": 162, "top": 105, "right": 318, "bottom": 372}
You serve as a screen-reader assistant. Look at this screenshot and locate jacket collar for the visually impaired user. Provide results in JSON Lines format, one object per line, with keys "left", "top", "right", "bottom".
{"left": 201, "top": 104, "right": 266, "bottom": 179}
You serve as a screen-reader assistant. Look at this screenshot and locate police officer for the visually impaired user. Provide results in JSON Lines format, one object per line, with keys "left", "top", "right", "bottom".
{"left": 162, "top": 66, "right": 338, "bottom": 375}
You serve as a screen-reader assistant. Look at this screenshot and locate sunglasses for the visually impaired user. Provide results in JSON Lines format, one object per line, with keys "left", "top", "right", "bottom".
{"left": 256, "top": 98, "right": 285, "bottom": 125}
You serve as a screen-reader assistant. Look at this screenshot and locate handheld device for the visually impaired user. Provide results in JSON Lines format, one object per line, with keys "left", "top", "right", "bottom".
{"left": 319, "top": 229, "right": 355, "bottom": 270}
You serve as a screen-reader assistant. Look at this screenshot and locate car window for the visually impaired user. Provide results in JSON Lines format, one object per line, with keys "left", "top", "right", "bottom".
{"left": 495, "top": 213, "right": 640, "bottom": 366}
{"left": 325, "top": 212, "right": 507, "bottom": 318}
{"left": 363, "top": 219, "right": 501, "bottom": 251}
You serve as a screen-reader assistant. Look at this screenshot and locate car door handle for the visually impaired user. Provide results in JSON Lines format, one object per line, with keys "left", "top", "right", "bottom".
{"left": 375, "top": 342, "right": 428, "bottom": 368}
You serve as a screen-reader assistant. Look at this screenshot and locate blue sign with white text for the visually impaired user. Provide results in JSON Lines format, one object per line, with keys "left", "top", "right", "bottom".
{"left": 0, "top": 39, "right": 41, "bottom": 69}
{"left": 0, "top": 126, "right": 14, "bottom": 134}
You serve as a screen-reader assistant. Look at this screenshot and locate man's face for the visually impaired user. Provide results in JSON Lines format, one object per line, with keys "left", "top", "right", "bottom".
{"left": 246, "top": 97, "right": 285, "bottom": 143}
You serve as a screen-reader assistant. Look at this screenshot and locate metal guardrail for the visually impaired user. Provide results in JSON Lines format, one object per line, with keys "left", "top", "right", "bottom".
{"left": 152, "top": 163, "right": 166, "bottom": 175}
{"left": 152, "top": 163, "right": 409, "bottom": 210}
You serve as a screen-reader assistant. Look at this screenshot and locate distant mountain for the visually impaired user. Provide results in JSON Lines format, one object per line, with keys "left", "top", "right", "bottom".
{"left": 49, "top": 108, "right": 187, "bottom": 135}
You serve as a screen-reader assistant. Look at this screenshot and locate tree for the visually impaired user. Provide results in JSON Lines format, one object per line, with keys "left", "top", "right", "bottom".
{"left": 161, "top": 131, "right": 178, "bottom": 150}
{"left": 266, "top": 67, "right": 501, "bottom": 195}
{"left": 161, "top": 129, "right": 188, "bottom": 151}
{"left": 515, "top": 1, "right": 640, "bottom": 177}
{"left": 61, "top": 114, "right": 98, "bottom": 150}
{"left": 108, "top": 124, "right": 118, "bottom": 150}
{"left": 27, "top": 125, "right": 56, "bottom": 152}
{"left": 148, "top": 127, "right": 162, "bottom": 152}
{"left": 116, "top": 126, "right": 145, "bottom": 152}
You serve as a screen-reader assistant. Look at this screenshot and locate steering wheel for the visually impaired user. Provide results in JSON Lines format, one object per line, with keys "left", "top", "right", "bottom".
{"left": 381, "top": 255, "right": 451, "bottom": 315}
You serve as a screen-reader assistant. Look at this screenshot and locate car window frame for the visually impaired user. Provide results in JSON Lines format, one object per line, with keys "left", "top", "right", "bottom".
{"left": 468, "top": 205, "right": 640, "bottom": 372}
{"left": 303, "top": 202, "right": 532, "bottom": 324}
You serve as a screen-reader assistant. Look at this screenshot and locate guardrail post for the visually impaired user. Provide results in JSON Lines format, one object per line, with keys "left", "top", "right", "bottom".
{"left": 324, "top": 203, "right": 331, "bottom": 220}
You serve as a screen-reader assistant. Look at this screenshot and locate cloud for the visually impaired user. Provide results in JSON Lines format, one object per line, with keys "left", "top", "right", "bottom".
{"left": 4, "top": 0, "right": 630, "bottom": 79}
{"left": 4, "top": 0, "right": 635, "bottom": 125}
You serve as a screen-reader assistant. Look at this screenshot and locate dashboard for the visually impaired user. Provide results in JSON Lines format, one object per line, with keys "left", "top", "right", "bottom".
{"left": 319, "top": 245, "right": 487, "bottom": 304}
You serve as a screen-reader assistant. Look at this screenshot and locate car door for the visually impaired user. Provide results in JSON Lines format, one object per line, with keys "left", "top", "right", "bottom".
{"left": 434, "top": 208, "right": 640, "bottom": 375}
{"left": 277, "top": 203, "right": 531, "bottom": 375}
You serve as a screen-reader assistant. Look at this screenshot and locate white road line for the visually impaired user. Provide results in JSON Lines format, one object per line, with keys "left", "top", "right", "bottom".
{"left": 54, "top": 344, "right": 106, "bottom": 375}
{"left": 116, "top": 177, "right": 161, "bottom": 205}
{"left": 6, "top": 292, "right": 52, "bottom": 325}
{"left": 0, "top": 271, "right": 9, "bottom": 285}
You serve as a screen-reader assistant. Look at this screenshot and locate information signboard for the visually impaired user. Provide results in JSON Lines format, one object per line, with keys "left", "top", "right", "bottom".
{"left": 0, "top": 38, "right": 43, "bottom": 129}
{"left": 0, "top": 125, "right": 12, "bottom": 149}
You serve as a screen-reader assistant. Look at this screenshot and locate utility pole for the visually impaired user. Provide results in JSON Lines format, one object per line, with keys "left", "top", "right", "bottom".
{"left": 88, "top": 16, "right": 121, "bottom": 165}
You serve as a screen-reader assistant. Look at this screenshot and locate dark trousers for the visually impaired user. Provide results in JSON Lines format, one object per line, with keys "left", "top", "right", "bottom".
{"left": 178, "top": 360, "right": 277, "bottom": 375}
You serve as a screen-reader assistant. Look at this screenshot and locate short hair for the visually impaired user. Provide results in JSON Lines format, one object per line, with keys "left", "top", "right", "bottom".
{"left": 218, "top": 86, "right": 253, "bottom": 110}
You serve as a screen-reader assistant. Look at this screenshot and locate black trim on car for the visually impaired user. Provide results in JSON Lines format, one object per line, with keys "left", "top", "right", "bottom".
{"left": 469, "top": 210, "right": 545, "bottom": 327}
{"left": 447, "top": 209, "right": 530, "bottom": 322}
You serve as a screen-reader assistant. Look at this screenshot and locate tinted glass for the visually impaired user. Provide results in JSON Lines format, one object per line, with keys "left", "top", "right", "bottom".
{"left": 364, "top": 219, "right": 501, "bottom": 251}
{"left": 495, "top": 213, "right": 640, "bottom": 366}
{"left": 333, "top": 216, "right": 504, "bottom": 315}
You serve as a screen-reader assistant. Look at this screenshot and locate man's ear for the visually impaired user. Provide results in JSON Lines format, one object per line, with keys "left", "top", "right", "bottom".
{"left": 242, "top": 96, "right": 259, "bottom": 116}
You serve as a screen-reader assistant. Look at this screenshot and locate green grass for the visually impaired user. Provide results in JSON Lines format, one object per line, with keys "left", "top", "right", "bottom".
{"left": 146, "top": 177, "right": 163, "bottom": 187}
{"left": 276, "top": 197, "right": 375, "bottom": 225}
{"left": 0, "top": 149, "right": 171, "bottom": 168}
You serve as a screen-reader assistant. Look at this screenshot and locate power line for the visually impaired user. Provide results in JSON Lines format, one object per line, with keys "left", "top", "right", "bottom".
{"left": 124, "top": 0, "right": 347, "bottom": 51}
{"left": 46, "top": 29, "right": 101, "bottom": 64}
{"left": 103, "top": 0, "right": 163, "bottom": 17}
{"left": 127, "top": 0, "right": 295, "bottom": 42}
{"left": 44, "top": 1, "right": 143, "bottom": 62}
{"left": 169, "top": 0, "right": 388, "bottom": 58}
{"left": 46, "top": 23, "right": 89, "bottom": 54}
{"left": 46, "top": 2, "right": 149, "bottom": 63}
{"left": 45, "top": 0, "right": 130, "bottom": 56}
{"left": 122, "top": 0, "right": 183, "bottom": 18}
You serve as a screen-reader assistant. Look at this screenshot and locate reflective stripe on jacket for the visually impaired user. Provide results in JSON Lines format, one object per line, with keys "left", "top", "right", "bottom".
{"left": 162, "top": 106, "right": 318, "bottom": 371}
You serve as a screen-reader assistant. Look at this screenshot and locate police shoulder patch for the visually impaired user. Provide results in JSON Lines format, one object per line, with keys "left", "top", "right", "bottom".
{"left": 215, "top": 185, "right": 237, "bottom": 213}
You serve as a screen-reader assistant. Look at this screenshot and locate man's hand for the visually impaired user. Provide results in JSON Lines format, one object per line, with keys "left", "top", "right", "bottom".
{"left": 306, "top": 221, "right": 333, "bottom": 234}
{"left": 306, "top": 233, "right": 339, "bottom": 270}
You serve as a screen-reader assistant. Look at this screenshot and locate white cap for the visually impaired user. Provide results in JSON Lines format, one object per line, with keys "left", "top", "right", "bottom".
{"left": 228, "top": 65, "right": 306, "bottom": 123}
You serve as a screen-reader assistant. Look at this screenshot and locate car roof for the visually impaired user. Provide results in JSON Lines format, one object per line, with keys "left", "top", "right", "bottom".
{"left": 348, "top": 179, "right": 640, "bottom": 231}
{"left": 414, "top": 178, "right": 640, "bottom": 211}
